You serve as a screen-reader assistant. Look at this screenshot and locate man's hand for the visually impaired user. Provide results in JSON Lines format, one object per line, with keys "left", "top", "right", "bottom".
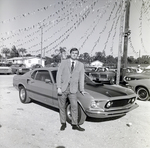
{"left": 57, "top": 88, "right": 62, "bottom": 96}
{"left": 80, "top": 91, "right": 88, "bottom": 96}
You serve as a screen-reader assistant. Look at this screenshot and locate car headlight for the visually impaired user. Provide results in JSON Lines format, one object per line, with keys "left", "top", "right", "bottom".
{"left": 90, "top": 100, "right": 101, "bottom": 109}
{"left": 126, "top": 77, "right": 131, "bottom": 81}
{"left": 105, "top": 101, "right": 113, "bottom": 109}
{"left": 19, "top": 68, "right": 22, "bottom": 72}
{"left": 128, "top": 97, "right": 136, "bottom": 104}
{"left": 124, "top": 76, "right": 131, "bottom": 82}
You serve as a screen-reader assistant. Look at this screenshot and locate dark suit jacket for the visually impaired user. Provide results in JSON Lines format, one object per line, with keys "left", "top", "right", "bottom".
{"left": 56, "top": 59, "right": 85, "bottom": 93}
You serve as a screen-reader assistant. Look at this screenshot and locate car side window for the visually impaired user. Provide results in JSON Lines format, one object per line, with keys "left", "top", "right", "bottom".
{"left": 51, "top": 70, "right": 57, "bottom": 83}
{"left": 31, "top": 71, "right": 37, "bottom": 79}
{"left": 35, "top": 70, "right": 52, "bottom": 82}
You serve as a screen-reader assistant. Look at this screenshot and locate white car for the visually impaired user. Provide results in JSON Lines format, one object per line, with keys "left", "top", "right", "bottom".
{"left": 0, "top": 63, "right": 12, "bottom": 74}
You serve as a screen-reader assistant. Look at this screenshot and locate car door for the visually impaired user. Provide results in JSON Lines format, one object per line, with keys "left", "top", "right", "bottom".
{"left": 26, "top": 70, "right": 38, "bottom": 98}
{"left": 28, "top": 70, "right": 54, "bottom": 106}
{"left": 51, "top": 70, "right": 59, "bottom": 108}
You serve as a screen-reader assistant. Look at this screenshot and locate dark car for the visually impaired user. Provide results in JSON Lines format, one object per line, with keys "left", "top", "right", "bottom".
{"left": 85, "top": 67, "right": 116, "bottom": 85}
{"left": 13, "top": 67, "right": 138, "bottom": 125}
{"left": 30, "top": 64, "right": 43, "bottom": 70}
{"left": 127, "top": 79, "right": 150, "bottom": 101}
{"left": 124, "top": 69, "right": 150, "bottom": 82}
{"left": 11, "top": 64, "right": 30, "bottom": 75}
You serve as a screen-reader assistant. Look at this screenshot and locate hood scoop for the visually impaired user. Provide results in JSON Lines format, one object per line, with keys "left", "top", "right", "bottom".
{"left": 85, "top": 84, "right": 127, "bottom": 97}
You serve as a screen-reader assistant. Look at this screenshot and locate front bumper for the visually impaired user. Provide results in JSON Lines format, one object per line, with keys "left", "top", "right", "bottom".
{"left": 85, "top": 103, "right": 139, "bottom": 118}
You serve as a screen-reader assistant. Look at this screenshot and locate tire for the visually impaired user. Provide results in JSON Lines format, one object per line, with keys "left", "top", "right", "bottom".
{"left": 66, "top": 102, "right": 87, "bottom": 125}
{"left": 137, "top": 87, "right": 149, "bottom": 101}
{"left": 19, "top": 86, "right": 31, "bottom": 103}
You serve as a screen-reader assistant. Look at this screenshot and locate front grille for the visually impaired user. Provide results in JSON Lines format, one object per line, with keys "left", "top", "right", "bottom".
{"left": 109, "top": 97, "right": 136, "bottom": 108}
{"left": 91, "top": 74, "right": 99, "bottom": 77}
{"left": 100, "top": 74, "right": 107, "bottom": 78}
{"left": 112, "top": 99, "right": 129, "bottom": 107}
{"left": 130, "top": 78, "right": 137, "bottom": 80}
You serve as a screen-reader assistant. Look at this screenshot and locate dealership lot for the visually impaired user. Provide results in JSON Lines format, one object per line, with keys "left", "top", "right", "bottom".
{"left": 0, "top": 75, "right": 150, "bottom": 148}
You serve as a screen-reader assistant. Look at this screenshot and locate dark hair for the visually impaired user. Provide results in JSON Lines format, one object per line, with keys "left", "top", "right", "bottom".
{"left": 70, "top": 48, "right": 79, "bottom": 55}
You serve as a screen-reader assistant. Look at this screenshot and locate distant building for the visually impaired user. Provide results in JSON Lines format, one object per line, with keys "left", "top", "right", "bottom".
{"left": 90, "top": 60, "right": 103, "bottom": 67}
{"left": 7, "top": 57, "right": 45, "bottom": 68}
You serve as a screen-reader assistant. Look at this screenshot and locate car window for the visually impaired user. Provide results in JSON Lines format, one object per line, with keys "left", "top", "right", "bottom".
{"left": 97, "top": 68, "right": 105, "bottom": 72}
{"left": 35, "top": 70, "right": 52, "bottom": 82}
{"left": 51, "top": 70, "right": 57, "bottom": 83}
{"left": 142, "top": 69, "right": 150, "bottom": 73}
{"left": 31, "top": 71, "right": 37, "bottom": 79}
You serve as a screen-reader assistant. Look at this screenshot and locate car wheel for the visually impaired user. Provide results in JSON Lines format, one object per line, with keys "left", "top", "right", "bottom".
{"left": 19, "top": 86, "right": 31, "bottom": 103}
{"left": 110, "top": 77, "right": 115, "bottom": 85}
{"left": 66, "top": 102, "right": 87, "bottom": 125}
{"left": 137, "top": 87, "right": 149, "bottom": 101}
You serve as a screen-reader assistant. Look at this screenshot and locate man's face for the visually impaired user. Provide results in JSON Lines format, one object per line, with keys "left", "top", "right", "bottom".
{"left": 70, "top": 50, "right": 78, "bottom": 60}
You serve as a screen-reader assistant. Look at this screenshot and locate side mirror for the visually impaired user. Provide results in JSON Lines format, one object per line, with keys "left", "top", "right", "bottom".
{"left": 45, "top": 79, "right": 51, "bottom": 83}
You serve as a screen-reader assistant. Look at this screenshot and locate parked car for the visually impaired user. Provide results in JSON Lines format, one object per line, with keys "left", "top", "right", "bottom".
{"left": 127, "top": 79, "right": 150, "bottom": 101}
{"left": 13, "top": 67, "right": 138, "bottom": 125}
{"left": 30, "top": 64, "right": 43, "bottom": 70}
{"left": 124, "top": 68, "right": 150, "bottom": 82}
{"left": 0, "top": 62, "right": 12, "bottom": 74}
{"left": 11, "top": 64, "right": 30, "bottom": 75}
{"left": 85, "top": 66, "right": 116, "bottom": 85}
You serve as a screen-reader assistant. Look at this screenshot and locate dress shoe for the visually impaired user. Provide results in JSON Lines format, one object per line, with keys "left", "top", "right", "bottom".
{"left": 72, "top": 125, "right": 85, "bottom": 131}
{"left": 60, "top": 123, "right": 66, "bottom": 131}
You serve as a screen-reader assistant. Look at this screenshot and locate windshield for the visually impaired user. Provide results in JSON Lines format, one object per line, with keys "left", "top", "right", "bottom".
{"left": 142, "top": 69, "right": 150, "bottom": 73}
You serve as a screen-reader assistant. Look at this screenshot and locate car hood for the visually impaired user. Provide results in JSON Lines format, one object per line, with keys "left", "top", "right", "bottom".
{"left": 91, "top": 71, "right": 114, "bottom": 74}
{"left": 126, "top": 73, "right": 150, "bottom": 79}
{"left": 0, "top": 66, "right": 10, "bottom": 69}
{"left": 85, "top": 83, "right": 134, "bottom": 98}
{"left": 128, "top": 79, "right": 150, "bottom": 86}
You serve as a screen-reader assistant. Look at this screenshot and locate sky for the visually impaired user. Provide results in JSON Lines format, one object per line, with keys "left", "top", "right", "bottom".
{"left": 0, "top": 0, "right": 150, "bottom": 58}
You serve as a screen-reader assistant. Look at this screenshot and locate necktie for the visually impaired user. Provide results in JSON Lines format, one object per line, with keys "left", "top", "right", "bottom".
{"left": 71, "top": 61, "right": 74, "bottom": 73}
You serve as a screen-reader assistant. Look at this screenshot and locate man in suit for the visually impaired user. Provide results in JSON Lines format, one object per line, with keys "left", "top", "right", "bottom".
{"left": 56, "top": 48, "right": 86, "bottom": 131}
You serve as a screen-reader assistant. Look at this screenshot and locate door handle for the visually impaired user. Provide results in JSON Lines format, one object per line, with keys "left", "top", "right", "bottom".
{"left": 27, "top": 79, "right": 34, "bottom": 83}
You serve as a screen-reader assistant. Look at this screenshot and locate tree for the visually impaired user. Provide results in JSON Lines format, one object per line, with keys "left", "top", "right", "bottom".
{"left": 55, "top": 47, "right": 67, "bottom": 61}
{"left": 83, "top": 52, "right": 91, "bottom": 64}
{"left": 25, "top": 53, "right": 32, "bottom": 57}
{"left": 18, "top": 48, "right": 27, "bottom": 57}
{"left": 2, "top": 48, "right": 10, "bottom": 60}
{"left": 94, "top": 52, "right": 105, "bottom": 63}
{"left": 10, "top": 45, "right": 19, "bottom": 58}
{"left": 105, "top": 55, "right": 116, "bottom": 66}
{"left": 36, "top": 54, "right": 41, "bottom": 58}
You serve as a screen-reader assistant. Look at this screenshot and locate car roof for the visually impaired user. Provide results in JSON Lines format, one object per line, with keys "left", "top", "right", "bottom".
{"left": 34, "top": 67, "right": 58, "bottom": 71}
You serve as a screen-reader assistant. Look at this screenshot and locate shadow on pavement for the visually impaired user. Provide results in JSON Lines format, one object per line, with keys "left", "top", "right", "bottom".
{"left": 86, "top": 115, "right": 125, "bottom": 123}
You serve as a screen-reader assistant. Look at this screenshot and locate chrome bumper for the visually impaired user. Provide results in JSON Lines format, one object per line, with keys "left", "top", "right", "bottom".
{"left": 85, "top": 103, "right": 139, "bottom": 118}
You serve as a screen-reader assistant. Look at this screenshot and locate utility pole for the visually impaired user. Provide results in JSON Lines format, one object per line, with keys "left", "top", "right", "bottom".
{"left": 39, "top": 24, "right": 44, "bottom": 65}
{"left": 122, "top": 0, "right": 131, "bottom": 81}
{"left": 116, "top": 0, "right": 126, "bottom": 85}
{"left": 40, "top": 25, "right": 43, "bottom": 65}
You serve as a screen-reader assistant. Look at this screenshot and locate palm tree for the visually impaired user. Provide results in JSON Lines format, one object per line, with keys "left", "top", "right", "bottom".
{"left": 55, "top": 47, "right": 67, "bottom": 61}
{"left": 2, "top": 48, "right": 10, "bottom": 61}
{"left": 18, "top": 48, "right": 27, "bottom": 64}
{"left": 18, "top": 48, "right": 27, "bottom": 57}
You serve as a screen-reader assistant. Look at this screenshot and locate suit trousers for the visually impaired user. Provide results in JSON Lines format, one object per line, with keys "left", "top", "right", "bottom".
{"left": 58, "top": 85, "right": 78, "bottom": 125}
